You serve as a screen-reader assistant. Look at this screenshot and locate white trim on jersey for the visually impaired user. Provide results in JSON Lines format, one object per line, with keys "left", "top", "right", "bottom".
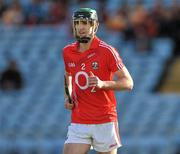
{"left": 63, "top": 43, "right": 76, "bottom": 50}
{"left": 99, "top": 42, "right": 124, "bottom": 70}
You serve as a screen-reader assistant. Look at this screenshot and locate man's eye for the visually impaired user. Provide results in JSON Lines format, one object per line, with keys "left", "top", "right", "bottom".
{"left": 82, "top": 21, "right": 88, "bottom": 25}
{"left": 74, "top": 21, "right": 79, "bottom": 25}
{"left": 89, "top": 21, "right": 94, "bottom": 26}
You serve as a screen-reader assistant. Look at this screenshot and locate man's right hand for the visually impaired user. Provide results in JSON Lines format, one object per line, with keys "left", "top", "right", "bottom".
{"left": 64, "top": 99, "right": 74, "bottom": 110}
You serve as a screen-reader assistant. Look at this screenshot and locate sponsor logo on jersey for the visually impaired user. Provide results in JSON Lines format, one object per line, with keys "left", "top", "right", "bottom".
{"left": 68, "top": 62, "right": 75, "bottom": 67}
{"left": 92, "top": 62, "right": 99, "bottom": 70}
{"left": 87, "top": 52, "right": 95, "bottom": 59}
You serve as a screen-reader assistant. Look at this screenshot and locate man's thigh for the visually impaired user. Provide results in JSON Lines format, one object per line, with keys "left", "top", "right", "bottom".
{"left": 97, "top": 148, "right": 117, "bottom": 154}
{"left": 63, "top": 143, "right": 91, "bottom": 154}
{"left": 92, "top": 122, "right": 121, "bottom": 152}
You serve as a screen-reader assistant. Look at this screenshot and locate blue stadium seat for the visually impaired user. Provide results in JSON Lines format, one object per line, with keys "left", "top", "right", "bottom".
{"left": 0, "top": 24, "right": 179, "bottom": 154}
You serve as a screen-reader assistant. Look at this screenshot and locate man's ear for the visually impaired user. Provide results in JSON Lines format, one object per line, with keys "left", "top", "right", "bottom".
{"left": 94, "top": 22, "right": 99, "bottom": 33}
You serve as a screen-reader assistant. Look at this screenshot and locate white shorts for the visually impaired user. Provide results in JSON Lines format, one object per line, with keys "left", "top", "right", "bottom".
{"left": 65, "top": 122, "right": 122, "bottom": 152}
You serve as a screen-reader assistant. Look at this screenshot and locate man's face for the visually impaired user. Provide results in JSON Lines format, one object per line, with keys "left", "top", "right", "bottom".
{"left": 74, "top": 19, "right": 95, "bottom": 38}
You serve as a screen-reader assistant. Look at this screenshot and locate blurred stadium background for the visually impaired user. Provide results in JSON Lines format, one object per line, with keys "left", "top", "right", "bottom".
{"left": 0, "top": 0, "right": 180, "bottom": 154}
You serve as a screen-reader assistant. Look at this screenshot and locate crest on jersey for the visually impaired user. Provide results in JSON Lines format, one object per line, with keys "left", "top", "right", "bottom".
{"left": 92, "top": 62, "right": 99, "bottom": 70}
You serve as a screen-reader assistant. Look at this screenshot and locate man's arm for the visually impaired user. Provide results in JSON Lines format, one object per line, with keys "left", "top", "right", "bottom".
{"left": 64, "top": 74, "right": 72, "bottom": 103}
{"left": 64, "top": 72, "right": 74, "bottom": 110}
{"left": 89, "top": 66, "right": 133, "bottom": 91}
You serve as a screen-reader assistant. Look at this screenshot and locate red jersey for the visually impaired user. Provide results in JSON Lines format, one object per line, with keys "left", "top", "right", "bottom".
{"left": 62, "top": 36, "right": 124, "bottom": 124}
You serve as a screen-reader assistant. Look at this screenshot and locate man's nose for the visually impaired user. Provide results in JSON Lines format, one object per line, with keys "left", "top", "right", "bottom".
{"left": 78, "top": 24, "right": 85, "bottom": 30}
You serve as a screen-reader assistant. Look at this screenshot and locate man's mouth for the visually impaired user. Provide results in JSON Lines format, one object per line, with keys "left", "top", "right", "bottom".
{"left": 79, "top": 32, "right": 86, "bottom": 35}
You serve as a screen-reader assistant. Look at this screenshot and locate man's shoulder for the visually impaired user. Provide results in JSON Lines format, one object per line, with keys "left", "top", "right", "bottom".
{"left": 63, "top": 42, "right": 76, "bottom": 52}
{"left": 98, "top": 40, "right": 116, "bottom": 53}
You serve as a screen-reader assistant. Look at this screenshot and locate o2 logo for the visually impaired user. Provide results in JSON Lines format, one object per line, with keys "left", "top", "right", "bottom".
{"left": 75, "top": 71, "right": 89, "bottom": 90}
{"left": 75, "top": 71, "right": 96, "bottom": 93}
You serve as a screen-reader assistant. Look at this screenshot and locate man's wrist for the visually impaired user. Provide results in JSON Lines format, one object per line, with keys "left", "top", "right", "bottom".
{"left": 64, "top": 97, "right": 69, "bottom": 102}
{"left": 101, "top": 81, "right": 107, "bottom": 89}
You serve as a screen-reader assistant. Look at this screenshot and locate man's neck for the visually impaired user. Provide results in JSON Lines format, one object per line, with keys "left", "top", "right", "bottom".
{"left": 78, "top": 37, "right": 93, "bottom": 52}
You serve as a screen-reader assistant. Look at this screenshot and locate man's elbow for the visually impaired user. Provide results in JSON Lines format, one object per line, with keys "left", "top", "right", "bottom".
{"left": 126, "top": 79, "right": 134, "bottom": 91}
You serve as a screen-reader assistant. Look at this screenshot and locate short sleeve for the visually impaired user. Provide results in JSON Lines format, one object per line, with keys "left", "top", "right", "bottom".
{"left": 62, "top": 49, "right": 71, "bottom": 74}
{"left": 107, "top": 47, "right": 124, "bottom": 72}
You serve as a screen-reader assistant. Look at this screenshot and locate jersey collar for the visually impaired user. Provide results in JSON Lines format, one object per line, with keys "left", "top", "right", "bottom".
{"left": 89, "top": 36, "right": 100, "bottom": 49}
{"left": 73, "top": 36, "right": 100, "bottom": 51}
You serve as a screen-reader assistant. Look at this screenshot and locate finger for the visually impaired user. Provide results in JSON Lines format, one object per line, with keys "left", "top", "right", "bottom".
{"left": 88, "top": 76, "right": 97, "bottom": 81}
{"left": 89, "top": 71, "right": 95, "bottom": 77}
{"left": 88, "top": 79, "right": 97, "bottom": 84}
{"left": 65, "top": 102, "right": 74, "bottom": 109}
{"left": 67, "top": 102, "right": 74, "bottom": 107}
{"left": 88, "top": 79, "right": 96, "bottom": 83}
{"left": 88, "top": 79, "right": 96, "bottom": 85}
{"left": 66, "top": 104, "right": 74, "bottom": 110}
{"left": 88, "top": 80, "right": 97, "bottom": 86}
{"left": 89, "top": 84, "right": 97, "bottom": 87}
